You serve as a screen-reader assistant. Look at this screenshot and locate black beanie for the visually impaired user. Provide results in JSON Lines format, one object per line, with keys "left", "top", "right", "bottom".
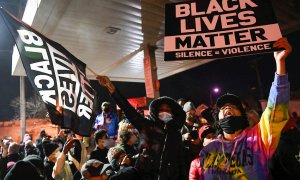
{"left": 42, "top": 140, "right": 59, "bottom": 157}
{"left": 5, "top": 155, "right": 44, "bottom": 180}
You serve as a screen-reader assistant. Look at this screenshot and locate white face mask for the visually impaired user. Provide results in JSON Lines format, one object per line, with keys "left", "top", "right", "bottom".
{"left": 158, "top": 112, "right": 173, "bottom": 123}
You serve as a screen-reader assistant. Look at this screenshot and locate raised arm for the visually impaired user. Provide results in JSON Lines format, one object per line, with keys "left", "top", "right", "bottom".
{"left": 273, "top": 37, "right": 292, "bottom": 75}
{"left": 97, "top": 75, "right": 149, "bottom": 131}
{"left": 259, "top": 37, "right": 292, "bottom": 157}
{"left": 52, "top": 138, "right": 76, "bottom": 178}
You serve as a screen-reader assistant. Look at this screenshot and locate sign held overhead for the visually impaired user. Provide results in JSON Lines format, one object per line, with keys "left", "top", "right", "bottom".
{"left": 164, "top": 0, "right": 282, "bottom": 61}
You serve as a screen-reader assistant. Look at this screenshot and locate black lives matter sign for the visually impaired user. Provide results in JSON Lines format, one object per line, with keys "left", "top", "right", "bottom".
{"left": 164, "top": 0, "right": 282, "bottom": 61}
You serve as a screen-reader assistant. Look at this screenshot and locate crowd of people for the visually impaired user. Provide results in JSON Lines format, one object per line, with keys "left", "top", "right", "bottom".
{"left": 0, "top": 38, "right": 299, "bottom": 180}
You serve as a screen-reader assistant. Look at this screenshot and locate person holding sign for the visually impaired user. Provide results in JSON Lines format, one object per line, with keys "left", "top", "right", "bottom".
{"left": 192, "top": 37, "right": 292, "bottom": 180}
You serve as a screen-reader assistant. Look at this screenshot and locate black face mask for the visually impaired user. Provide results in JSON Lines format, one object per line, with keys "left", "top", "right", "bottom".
{"left": 219, "top": 116, "right": 248, "bottom": 134}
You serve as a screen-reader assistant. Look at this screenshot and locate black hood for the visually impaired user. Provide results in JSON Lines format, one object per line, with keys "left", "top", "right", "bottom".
{"left": 149, "top": 96, "right": 186, "bottom": 129}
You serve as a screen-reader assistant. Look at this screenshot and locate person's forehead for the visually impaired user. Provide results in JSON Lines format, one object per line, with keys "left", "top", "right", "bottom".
{"left": 220, "top": 103, "right": 236, "bottom": 107}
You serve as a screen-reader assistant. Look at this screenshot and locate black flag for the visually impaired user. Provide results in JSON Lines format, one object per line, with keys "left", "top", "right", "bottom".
{"left": 0, "top": 8, "right": 96, "bottom": 136}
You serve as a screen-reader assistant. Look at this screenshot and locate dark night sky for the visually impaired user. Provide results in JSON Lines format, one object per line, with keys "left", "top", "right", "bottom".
{"left": 1, "top": 1, "right": 300, "bottom": 120}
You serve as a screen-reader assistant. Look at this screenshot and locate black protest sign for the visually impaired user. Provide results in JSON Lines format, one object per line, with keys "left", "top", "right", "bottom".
{"left": 164, "top": 0, "right": 282, "bottom": 61}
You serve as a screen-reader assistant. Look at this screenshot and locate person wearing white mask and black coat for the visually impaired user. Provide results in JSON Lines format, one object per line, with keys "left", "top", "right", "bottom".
{"left": 97, "top": 75, "right": 187, "bottom": 180}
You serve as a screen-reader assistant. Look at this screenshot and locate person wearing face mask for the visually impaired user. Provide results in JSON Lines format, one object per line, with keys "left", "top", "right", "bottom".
{"left": 193, "top": 38, "right": 292, "bottom": 180}
{"left": 42, "top": 140, "right": 60, "bottom": 180}
{"left": 96, "top": 75, "right": 187, "bottom": 180}
{"left": 94, "top": 102, "right": 119, "bottom": 148}
{"left": 89, "top": 129, "right": 109, "bottom": 163}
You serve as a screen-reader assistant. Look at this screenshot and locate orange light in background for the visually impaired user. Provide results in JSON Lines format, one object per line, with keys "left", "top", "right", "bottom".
{"left": 127, "top": 97, "right": 147, "bottom": 108}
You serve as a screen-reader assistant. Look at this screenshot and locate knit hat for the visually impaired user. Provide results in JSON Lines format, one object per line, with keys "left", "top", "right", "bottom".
{"left": 42, "top": 140, "right": 59, "bottom": 157}
{"left": 81, "top": 159, "right": 112, "bottom": 178}
{"left": 5, "top": 155, "right": 44, "bottom": 180}
{"left": 23, "top": 154, "right": 44, "bottom": 173}
{"left": 183, "top": 101, "right": 196, "bottom": 113}
{"left": 107, "top": 146, "right": 125, "bottom": 163}
{"left": 198, "top": 124, "right": 215, "bottom": 141}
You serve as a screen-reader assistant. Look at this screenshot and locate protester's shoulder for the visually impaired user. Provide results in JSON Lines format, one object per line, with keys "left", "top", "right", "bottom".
{"left": 201, "top": 139, "right": 220, "bottom": 152}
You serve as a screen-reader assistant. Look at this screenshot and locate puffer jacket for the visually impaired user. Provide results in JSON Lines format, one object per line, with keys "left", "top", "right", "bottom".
{"left": 112, "top": 89, "right": 187, "bottom": 180}
{"left": 189, "top": 157, "right": 204, "bottom": 180}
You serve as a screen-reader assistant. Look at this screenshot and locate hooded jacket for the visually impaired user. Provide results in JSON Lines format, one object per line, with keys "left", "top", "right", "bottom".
{"left": 112, "top": 89, "right": 187, "bottom": 180}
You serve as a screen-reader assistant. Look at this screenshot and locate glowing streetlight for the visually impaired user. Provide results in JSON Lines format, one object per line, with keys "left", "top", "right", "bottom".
{"left": 213, "top": 88, "right": 220, "bottom": 93}
{"left": 210, "top": 87, "right": 220, "bottom": 106}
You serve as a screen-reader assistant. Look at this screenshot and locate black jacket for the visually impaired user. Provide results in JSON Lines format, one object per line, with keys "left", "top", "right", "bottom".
{"left": 111, "top": 89, "right": 187, "bottom": 180}
{"left": 44, "top": 160, "right": 55, "bottom": 180}
{"left": 269, "top": 128, "right": 300, "bottom": 180}
{"left": 89, "top": 147, "right": 109, "bottom": 163}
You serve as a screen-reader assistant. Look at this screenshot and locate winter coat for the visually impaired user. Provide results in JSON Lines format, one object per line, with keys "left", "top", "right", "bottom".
{"left": 89, "top": 146, "right": 109, "bottom": 163}
{"left": 189, "top": 157, "right": 204, "bottom": 180}
{"left": 111, "top": 89, "right": 187, "bottom": 180}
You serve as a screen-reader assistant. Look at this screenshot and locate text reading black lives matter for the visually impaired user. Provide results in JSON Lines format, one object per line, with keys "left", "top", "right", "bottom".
{"left": 164, "top": 0, "right": 281, "bottom": 60}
